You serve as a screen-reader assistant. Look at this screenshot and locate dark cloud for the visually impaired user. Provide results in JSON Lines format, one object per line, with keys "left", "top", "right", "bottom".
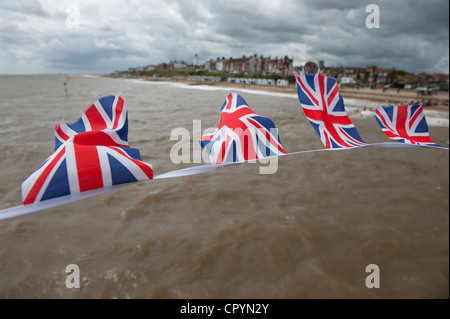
{"left": 0, "top": 0, "right": 448, "bottom": 74}
{"left": 3, "top": 1, "right": 49, "bottom": 17}
{"left": 303, "top": 0, "right": 366, "bottom": 10}
{"left": 302, "top": 1, "right": 449, "bottom": 73}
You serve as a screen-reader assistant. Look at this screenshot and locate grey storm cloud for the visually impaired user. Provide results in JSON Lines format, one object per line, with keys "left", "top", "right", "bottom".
{"left": 2, "top": 1, "right": 49, "bottom": 17}
{"left": 0, "top": 0, "right": 448, "bottom": 74}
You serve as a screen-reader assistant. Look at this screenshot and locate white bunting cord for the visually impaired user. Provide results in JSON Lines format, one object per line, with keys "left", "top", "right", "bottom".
{"left": 153, "top": 162, "right": 237, "bottom": 179}
{"left": 0, "top": 142, "right": 447, "bottom": 221}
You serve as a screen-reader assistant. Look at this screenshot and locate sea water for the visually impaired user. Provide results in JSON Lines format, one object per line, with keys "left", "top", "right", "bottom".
{"left": 0, "top": 74, "right": 448, "bottom": 298}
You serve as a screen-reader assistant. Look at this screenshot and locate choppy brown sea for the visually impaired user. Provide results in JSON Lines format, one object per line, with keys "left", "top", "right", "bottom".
{"left": 0, "top": 74, "right": 448, "bottom": 298}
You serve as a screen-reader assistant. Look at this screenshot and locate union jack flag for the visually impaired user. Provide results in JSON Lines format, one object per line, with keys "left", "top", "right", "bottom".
{"left": 21, "top": 95, "right": 153, "bottom": 205}
{"left": 198, "top": 92, "right": 287, "bottom": 164}
{"left": 294, "top": 71, "right": 367, "bottom": 148}
{"left": 54, "top": 95, "right": 129, "bottom": 151}
{"left": 375, "top": 103, "right": 448, "bottom": 149}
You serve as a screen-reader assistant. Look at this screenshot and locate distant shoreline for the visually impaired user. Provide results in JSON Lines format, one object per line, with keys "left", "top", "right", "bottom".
{"left": 100, "top": 74, "right": 450, "bottom": 112}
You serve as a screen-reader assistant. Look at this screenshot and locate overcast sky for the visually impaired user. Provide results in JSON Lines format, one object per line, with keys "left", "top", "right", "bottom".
{"left": 0, "top": 0, "right": 448, "bottom": 74}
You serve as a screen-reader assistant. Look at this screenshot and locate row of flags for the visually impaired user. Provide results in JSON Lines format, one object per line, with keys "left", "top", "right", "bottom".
{"left": 295, "top": 71, "right": 446, "bottom": 150}
{"left": 17, "top": 71, "right": 449, "bottom": 209}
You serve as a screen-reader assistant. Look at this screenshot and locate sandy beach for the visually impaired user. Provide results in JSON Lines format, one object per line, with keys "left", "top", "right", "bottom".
{"left": 107, "top": 75, "right": 450, "bottom": 112}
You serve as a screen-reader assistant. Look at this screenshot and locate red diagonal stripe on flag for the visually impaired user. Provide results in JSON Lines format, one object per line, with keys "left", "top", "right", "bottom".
{"left": 112, "top": 96, "right": 124, "bottom": 130}
{"left": 85, "top": 103, "right": 107, "bottom": 131}
{"left": 24, "top": 147, "right": 66, "bottom": 205}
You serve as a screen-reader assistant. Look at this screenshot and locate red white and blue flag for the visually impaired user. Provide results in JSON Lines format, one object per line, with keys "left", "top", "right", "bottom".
{"left": 21, "top": 95, "right": 153, "bottom": 205}
{"left": 294, "top": 71, "right": 367, "bottom": 149}
{"left": 54, "top": 95, "right": 129, "bottom": 151}
{"left": 198, "top": 92, "right": 287, "bottom": 164}
{"left": 375, "top": 103, "right": 448, "bottom": 149}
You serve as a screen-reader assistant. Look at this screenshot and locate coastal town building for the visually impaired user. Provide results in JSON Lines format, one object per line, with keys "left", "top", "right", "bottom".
{"left": 205, "top": 54, "right": 294, "bottom": 76}
{"left": 124, "top": 55, "right": 448, "bottom": 90}
{"left": 155, "top": 60, "right": 190, "bottom": 71}
{"left": 318, "top": 63, "right": 448, "bottom": 88}
{"left": 193, "top": 53, "right": 198, "bottom": 66}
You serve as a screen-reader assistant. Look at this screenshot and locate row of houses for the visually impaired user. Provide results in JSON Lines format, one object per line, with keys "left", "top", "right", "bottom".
{"left": 127, "top": 54, "right": 294, "bottom": 76}
{"left": 186, "top": 75, "right": 290, "bottom": 86}
{"left": 127, "top": 61, "right": 193, "bottom": 73}
{"left": 305, "top": 61, "right": 449, "bottom": 88}
{"left": 204, "top": 55, "right": 294, "bottom": 76}
{"left": 322, "top": 65, "right": 398, "bottom": 85}
{"left": 228, "top": 77, "right": 290, "bottom": 86}
{"left": 124, "top": 56, "right": 448, "bottom": 88}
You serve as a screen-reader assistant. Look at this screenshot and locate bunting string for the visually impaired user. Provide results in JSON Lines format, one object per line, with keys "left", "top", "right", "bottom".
{"left": 0, "top": 71, "right": 447, "bottom": 221}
